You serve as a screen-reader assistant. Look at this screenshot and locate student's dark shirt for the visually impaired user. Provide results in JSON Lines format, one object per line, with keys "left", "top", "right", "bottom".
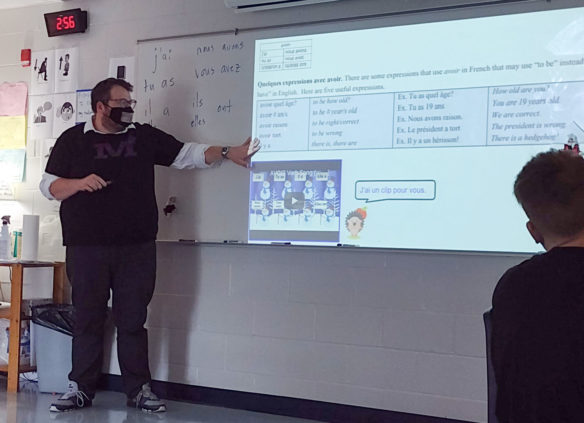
{"left": 45, "top": 123, "right": 183, "bottom": 246}
{"left": 491, "top": 247, "right": 584, "bottom": 423}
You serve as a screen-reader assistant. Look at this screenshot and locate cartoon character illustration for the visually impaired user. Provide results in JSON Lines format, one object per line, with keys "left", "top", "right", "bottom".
{"left": 303, "top": 207, "right": 313, "bottom": 222}
{"left": 33, "top": 101, "right": 52, "bottom": 124}
{"left": 281, "top": 179, "right": 293, "bottom": 199}
{"left": 323, "top": 178, "right": 337, "bottom": 201}
{"left": 56, "top": 102, "right": 74, "bottom": 122}
{"left": 564, "top": 134, "right": 580, "bottom": 155}
{"left": 259, "top": 180, "right": 271, "bottom": 201}
{"left": 261, "top": 207, "right": 270, "bottom": 221}
{"left": 325, "top": 205, "right": 335, "bottom": 222}
{"left": 302, "top": 178, "right": 314, "bottom": 200}
{"left": 34, "top": 106, "right": 46, "bottom": 123}
{"left": 282, "top": 208, "right": 291, "bottom": 222}
{"left": 37, "top": 57, "right": 48, "bottom": 81}
{"left": 345, "top": 207, "right": 367, "bottom": 238}
{"left": 62, "top": 53, "right": 70, "bottom": 77}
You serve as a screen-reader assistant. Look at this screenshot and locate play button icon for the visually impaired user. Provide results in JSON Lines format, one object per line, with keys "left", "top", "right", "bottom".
{"left": 284, "top": 192, "right": 305, "bottom": 210}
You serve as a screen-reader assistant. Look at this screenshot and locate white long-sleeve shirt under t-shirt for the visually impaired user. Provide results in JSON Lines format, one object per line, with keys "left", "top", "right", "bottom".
{"left": 39, "top": 119, "right": 215, "bottom": 201}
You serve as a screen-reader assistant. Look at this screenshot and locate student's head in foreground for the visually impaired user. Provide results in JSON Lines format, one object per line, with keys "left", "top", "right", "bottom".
{"left": 514, "top": 149, "right": 584, "bottom": 250}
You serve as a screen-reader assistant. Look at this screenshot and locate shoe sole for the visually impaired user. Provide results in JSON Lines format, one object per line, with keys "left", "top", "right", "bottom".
{"left": 49, "top": 403, "right": 92, "bottom": 412}
{"left": 144, "top": 405, "right": 166, "bottom": 413}
{"left": 140, "top": 404, "right": 166, "bottom": 413}
{"left": 127, "top": 403, "right": 166, "bottom": 413}
{"left": 127, "top": 400, "right": 166, "bottom": 413}
{"left": 50, "top": 405, "right": 75, "bottom": 412}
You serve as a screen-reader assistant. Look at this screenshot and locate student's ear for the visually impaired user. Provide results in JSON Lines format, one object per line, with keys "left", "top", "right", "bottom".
{"left": 526, "top": 221, "right": 544, "bottom": 245}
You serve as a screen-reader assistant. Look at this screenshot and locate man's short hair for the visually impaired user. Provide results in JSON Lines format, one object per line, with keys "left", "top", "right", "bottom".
{"left": 514, "top": 150, "right": 584, "bottom": 237}
{"left": 91, "top": 78, "right": 133, "bottom": 113}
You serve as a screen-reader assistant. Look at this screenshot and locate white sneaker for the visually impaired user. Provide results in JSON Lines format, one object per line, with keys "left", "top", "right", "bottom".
{"left": 49, "top": 381, "right": 92, "bottom": 412}
{"left": 127, "top": 383, "right": 166, "bottom": 413}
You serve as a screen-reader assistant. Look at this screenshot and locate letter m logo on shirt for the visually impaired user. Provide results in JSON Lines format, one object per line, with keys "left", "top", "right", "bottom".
{"left": 94, "top": 134, "right": 137, "bottom": 159}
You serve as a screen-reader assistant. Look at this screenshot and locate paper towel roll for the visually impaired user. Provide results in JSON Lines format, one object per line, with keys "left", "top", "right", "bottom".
{"left": 21, "top": 214, "right": 40, "bottom": 262}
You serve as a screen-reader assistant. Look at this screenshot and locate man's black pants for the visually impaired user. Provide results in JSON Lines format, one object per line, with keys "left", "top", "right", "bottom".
{"left": 66, "top": 241, "right": 156, "bottom": 398}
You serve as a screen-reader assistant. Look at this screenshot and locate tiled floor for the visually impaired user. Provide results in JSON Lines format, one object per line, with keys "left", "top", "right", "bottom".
{"left": 0, "top": 378, "right": 323, "bottom": 423}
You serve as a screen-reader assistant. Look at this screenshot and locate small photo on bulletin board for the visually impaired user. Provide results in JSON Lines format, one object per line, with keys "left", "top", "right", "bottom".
{"left": 76, "top": 89, "right": 92, "bottom": 124}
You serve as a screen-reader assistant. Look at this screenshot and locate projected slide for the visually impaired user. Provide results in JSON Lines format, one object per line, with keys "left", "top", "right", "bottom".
{"left": 249, "top": 160, "right": 342, "bottom": 242}
{"left": 250, "top": 7, "right": 584, "bottom": 252}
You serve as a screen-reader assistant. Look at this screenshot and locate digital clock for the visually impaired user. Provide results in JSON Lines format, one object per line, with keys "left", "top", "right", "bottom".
{"left": 44, "top": 9, "right": 88, "bottom": 37}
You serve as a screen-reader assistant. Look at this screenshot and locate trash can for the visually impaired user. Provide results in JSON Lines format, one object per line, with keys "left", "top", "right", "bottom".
{"left": 31, "top": 304, "right": 74, "bottom": 393}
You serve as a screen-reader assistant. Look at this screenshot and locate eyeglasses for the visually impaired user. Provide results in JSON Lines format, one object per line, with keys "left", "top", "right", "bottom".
{"left": 107, "top": 98, "right": 137, "bottom": 109}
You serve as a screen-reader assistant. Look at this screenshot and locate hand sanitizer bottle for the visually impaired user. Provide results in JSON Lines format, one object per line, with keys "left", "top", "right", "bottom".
{"left": 0, "top": 216, "right": 11, "bottom": 261}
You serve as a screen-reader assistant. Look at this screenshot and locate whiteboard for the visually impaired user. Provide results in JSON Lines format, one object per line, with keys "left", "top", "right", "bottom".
{"left": 136, "top": 3, "right": 582, "bottom": 249}
{"left": 137, "top": 33, "right": 255, "bottom": 242}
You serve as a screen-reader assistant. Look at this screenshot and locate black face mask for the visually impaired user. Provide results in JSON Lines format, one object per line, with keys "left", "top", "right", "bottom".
{"left": 108, "top": 106, "right": 134, "bottom": 127}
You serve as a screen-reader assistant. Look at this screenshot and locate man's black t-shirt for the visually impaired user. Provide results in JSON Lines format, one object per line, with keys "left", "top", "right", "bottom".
{"left": 492, "top": 247, "right": 584, "bottom": 423}
{"left": 46, "top": 123, "right": 183, "bottom": 246}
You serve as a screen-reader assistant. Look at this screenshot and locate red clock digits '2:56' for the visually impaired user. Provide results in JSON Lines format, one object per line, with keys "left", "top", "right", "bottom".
{"left": 56, "top": 15, "right": 76, "bottom": 31}
{"left": 44, "top": 9, "right": 87, "bottom": 37}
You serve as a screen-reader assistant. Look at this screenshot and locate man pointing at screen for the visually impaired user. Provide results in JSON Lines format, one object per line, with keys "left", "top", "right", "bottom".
{"left": 39, "top": 78, "right": 259, "bottom": 413}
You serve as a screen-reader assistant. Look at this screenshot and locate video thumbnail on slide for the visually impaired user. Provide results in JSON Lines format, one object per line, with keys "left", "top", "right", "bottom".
{"left": 249, "top": 160, "right": 342, "bottom": 243}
